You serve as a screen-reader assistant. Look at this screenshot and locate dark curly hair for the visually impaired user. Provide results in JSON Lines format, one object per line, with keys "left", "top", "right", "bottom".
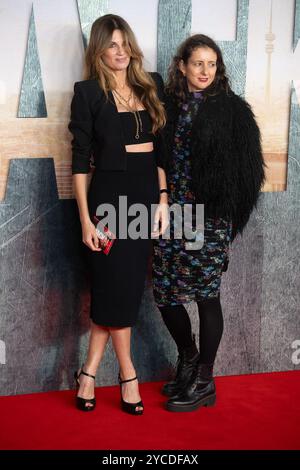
{"left": 166, "top": 34, "right": 230, "bottom": 105}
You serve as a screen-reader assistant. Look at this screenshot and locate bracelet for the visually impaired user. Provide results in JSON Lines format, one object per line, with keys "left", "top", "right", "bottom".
{"left": 160, "top": 189, "right": 169, "bottom": 194}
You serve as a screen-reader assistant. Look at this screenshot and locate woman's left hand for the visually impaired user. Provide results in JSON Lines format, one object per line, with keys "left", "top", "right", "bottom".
{"left": 151, "top": 201, "right": 169, "bottom": 238}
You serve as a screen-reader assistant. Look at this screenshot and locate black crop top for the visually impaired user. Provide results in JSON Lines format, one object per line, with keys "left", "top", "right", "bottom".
{"left": 118, "top": 110, "right": 154, "bottom": 145}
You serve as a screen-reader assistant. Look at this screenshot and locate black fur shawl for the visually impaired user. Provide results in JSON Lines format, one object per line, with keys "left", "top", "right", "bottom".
{"left": 162, "top": 90, "right": 266, "bottom": 240}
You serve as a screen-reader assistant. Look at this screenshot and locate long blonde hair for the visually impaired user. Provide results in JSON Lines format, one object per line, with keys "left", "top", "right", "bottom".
{"left": 84, "top": 14, "right": 166, "bottom": 133}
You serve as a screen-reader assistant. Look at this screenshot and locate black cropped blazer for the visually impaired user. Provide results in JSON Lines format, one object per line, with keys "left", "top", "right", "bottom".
{"left": 68, "top": 72, "right": 166, "bottom": 174}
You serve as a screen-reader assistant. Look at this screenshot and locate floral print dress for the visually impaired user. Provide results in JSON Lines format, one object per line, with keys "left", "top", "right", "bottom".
{"left": 152, "top": 91, "right": 232, "bottom": 307}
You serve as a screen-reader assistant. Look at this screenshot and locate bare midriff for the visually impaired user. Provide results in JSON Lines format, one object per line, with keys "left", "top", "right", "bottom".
{"left": 125, "top": 142, "right": 154, "bottom": 153}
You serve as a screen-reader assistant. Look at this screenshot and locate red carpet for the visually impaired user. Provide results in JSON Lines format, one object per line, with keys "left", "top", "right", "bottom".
{"left": 0, "top": 371, "right": 299, "bottom": 450}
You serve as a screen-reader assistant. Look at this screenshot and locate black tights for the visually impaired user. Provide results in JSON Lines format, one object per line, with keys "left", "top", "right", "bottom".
{"left": 158, "top": 296, "right": 223, "bottom": 364}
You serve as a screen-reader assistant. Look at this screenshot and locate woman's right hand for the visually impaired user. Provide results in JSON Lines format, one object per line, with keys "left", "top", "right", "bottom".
{"left": 81, "top": 219, "right": 102, "bottom": 252}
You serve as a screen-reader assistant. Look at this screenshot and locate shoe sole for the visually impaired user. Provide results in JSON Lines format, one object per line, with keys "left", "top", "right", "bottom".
{"left": 76, "top": 399, "right": 96, "bottom": 412}
{"left": 76, "top": 403, "right": 96, "bottom": 411}
{"left": 121, "top": 405, "right": 144, "bottom": 415}
{"left": 166, "top": 394, "right": 216, "bottom": 412}
{"left": 121, "top": 399, "right": 144, "bottom": 415}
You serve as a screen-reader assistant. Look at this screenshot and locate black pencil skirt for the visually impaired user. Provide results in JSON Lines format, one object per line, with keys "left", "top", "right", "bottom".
{"left": 86, "top": 151, "right": 159, "bottom": 327}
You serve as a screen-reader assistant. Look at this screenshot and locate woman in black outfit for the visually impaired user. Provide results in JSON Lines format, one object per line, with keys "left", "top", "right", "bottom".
{"left": 152, "top": 35, "right": 265, "bottom": 412}
{"left": 68, "top": 14, "right": 168, "bottom": 414}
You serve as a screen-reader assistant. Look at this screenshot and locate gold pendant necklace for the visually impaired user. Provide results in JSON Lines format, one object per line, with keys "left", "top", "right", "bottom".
{"left": 133, "top": 95, "right": 143, "bottom": 140}
{"left": 112, "top": 90, "right": 143, "bottom": 140}
{"left": 113, "top": 88, "right": 133, "bottom": 106}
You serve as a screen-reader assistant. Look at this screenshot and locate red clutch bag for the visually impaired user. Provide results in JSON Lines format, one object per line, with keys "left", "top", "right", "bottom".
{"left": 93, "top": 215, "right": 116, "bottom": 255}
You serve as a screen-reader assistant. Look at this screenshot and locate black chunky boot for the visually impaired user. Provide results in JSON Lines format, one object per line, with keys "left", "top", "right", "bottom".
{"left": 166, "top": 362, "right": 216, "bottom": 412}
{"left": 162, "top": 337, "right": 200, "bottom": 398}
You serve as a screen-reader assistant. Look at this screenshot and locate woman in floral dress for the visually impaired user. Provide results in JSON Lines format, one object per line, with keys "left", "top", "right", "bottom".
{"left": 152, "top": 34, "right": 265, "bottom": 412}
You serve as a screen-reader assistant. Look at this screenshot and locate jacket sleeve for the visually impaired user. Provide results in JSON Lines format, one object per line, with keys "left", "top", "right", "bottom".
{"left": 154, "top": 130, "right": 169, "bottom": 169}
{"left": 231, "top": 94, "right": 266, "bottom": 237}
{"left": 68, "top": 82, "right": 93, "bottom": 174}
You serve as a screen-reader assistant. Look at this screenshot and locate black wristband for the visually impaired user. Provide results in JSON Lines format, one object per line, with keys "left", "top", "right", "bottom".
{"left": 160, "top": 189, "right": 169, "bottom": 194}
